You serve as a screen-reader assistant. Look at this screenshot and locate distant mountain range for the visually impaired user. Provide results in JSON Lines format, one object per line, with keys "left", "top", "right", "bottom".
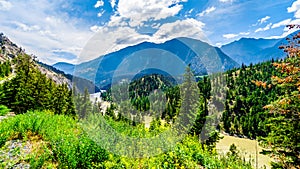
{"left": 53, "top": 37, "right": 239, "bottom": 89}
{"left": 220, "top": 31, "right": 299, "bottom": 65}
{"left": 53, "top": 31, "right": 298, "bottom": 89}
{"left": 52, "top": 62, "right": 75, "bottom": 75}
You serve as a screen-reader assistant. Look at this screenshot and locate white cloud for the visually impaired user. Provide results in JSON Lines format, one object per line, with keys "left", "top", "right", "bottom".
{"left": 288, "top": 0, "right": 300, "bottom": 12}
{"left": 97, "top": 10, "right": 105, "bottom": 17}
{"left": 0, "top": 0, "right": 12, "bottom": 11}
{"left": 240, "top": 32, "right": 250, "bottom": 35}
{"left": 255, "top": 23, "right": 272, "bottom": 33}
{"left": 90, "top": 25, "right": 102, "bottom": 33}
{"left": 283, "top": 1, "right": 300, "bottom": 33}
{"left": 219, "top": 0, "right": 234, "bottom": 2}
{"left": 0, "top": 0, "right": 93, "bottom": 64}
{"left": 289, "top": 18, "right": 300, "bottom": 25}
{"left": 223, "top": 33, "right": 238, "bottom": 39}
{"left": 254, "top": 16, "right": 270, "bottom": 26}
{"left": 252, "top": 16, "right": 271, "bottom": 26}
{"left": 266, "top": 28, "right": 298, "bottom": 39}
{"left": 84, "top": 18, "right": 206, "bottom": 62}
{"left": 259, "top": 16, "right": 271, "bottom": 24}
{"left": 152, "top": 18, "right": 206, "bottom": 43}
{"left": 111, "top": 0, "right": 186, "bottom": 27}
{"left": 84, "top": 0, "right": 207, "bottom": 62}
{"left": 80, "top": 26, "right": 151, "bottom": 62}
{"left": 107, "top": 15, "right": 128, "bottom": 27}
{"left": 13, "top": 22, "right": 41, "bottom": 32}
{"left": 188, "top": 9, "right": 194, "bottom": 14}
{"left": 0, "top": 0, "right": 205, "bottom": 64}
{"left": 288, "top": 0, "right": 300, "bottom": 18}
{"left": 198, "top": 6, "right": 216, "bottom": 17}
{"left": 110, "top": 0, "right": 116, "bottom": 9}
{"left": 272, "top": 19, "right": 292, "bottom": 29}
{"left": 94, "top": 0, "right": 104, "bottom": 8}
{"left": 222, "top": 32, "right": 250, "bottom": 39}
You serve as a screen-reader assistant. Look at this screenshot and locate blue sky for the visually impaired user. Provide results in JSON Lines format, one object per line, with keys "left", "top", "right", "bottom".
{"left": 0, "top": 0, "right": 299, "bottom": 64}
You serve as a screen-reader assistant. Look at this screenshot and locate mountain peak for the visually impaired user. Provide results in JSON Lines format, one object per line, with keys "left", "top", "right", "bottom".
{"left": 219, "top": 32, "right": 300, "bottom": 65}
{"left": 64, "top": 37, "right": 238, "bottom": 89}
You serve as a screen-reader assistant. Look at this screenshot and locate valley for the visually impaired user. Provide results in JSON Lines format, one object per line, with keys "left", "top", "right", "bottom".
{"left": 0, "top": 28, "right": 299, "bottom": 169}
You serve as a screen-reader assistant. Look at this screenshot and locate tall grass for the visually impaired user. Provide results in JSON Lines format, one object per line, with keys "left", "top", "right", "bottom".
{"left": 0, "top": 111, "right": 252, "bottom": 168}
{"left": 0, "top": 111, "right": 108, "bottom": 168}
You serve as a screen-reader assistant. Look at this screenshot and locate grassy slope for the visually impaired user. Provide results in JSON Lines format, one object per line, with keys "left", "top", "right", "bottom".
{"left": 0, "top": 111, "right": 253, "bottom": 169}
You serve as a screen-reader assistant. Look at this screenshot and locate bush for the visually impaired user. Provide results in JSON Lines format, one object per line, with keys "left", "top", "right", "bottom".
{"left": 0, "top": 111, "right": 108, "bottom": 168}
{"left": 0, "top": 105, "right": 10, "bottom": 116}
{"left": 0, "top": 111, "right": 253, "bottom": 168}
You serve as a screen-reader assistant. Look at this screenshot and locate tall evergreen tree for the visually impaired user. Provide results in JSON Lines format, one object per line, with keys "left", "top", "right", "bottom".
{"left": 178, "top": 66, "right": 200, "bottom": 135}
{"left": 0, "top": 54, "right": 75, "bottom": 115}
{"left": 258, "top": 29, "right": 300, "bottom": 168}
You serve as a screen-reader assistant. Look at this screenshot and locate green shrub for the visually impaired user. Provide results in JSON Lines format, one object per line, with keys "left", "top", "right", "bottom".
{"left": 0, "top": 111, "right": 108, "bottom": 168}
{"left": 0, "top": 111, "right": 252, "bottom": 168}
{"left": 0, "top": 105, "right": 10, "bottom": 116}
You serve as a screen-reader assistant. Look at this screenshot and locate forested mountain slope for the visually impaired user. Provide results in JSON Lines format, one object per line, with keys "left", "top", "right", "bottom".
{"left": 0, "top": 34, "right": 253, "bottom": 168}
{"left": 0, "top": 31, "right": 299, "bottom": 168}
{"left": 0, "top": 33, "right": 72, "bottom": 87}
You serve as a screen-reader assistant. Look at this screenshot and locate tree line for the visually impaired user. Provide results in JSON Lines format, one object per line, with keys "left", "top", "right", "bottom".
{"left": 0, "top": 60, "right": 12, "bottom": 78}
{"left": 0, "top": 54, "right": 75, "bottom": 115}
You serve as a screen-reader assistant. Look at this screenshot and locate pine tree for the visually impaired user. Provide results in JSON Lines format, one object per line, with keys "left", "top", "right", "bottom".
{"left": 258, "top": 28, "right": 300, "bottom": 168}
{"left": 177, "top": 66, "right": 200, "bottom": 135}
{"left": 0, "top": 54, "right": 75, "bottom": 115}
{"left": 75, "top": 88, "right": 93, "bottom": 119}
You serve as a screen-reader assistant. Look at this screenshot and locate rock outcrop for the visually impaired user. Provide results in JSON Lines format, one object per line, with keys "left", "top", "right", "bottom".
{"left": 0, "top": 33, "right": 72, "bottom": 88}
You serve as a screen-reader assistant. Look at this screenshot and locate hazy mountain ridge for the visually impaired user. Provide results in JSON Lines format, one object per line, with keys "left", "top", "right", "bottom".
{"left": 55, "top": 37, "right": 239, "bottom": 89}
{"left": 220, "top": 31, "right": 300, "bottom": 65}
{"left": 52, "top": 62, "right": 75, "bottom": 75}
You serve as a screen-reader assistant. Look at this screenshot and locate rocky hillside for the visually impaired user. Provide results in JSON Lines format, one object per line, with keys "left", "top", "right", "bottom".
{"left": 0, "top": 33, "right": 72, "bottom": 88}
{"left": 0, "top": 33, "right": 24, "bottom": 61}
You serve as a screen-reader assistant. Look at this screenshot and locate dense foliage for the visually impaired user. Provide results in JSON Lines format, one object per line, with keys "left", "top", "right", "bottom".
{"left": 258, "top": 30, "right": 300, "bottom": 168}
{"left": 2, "top": 33, "right": 299, "bottom": 168}
{"left": 0, "top": 111, "right": 108, "bottom": 168}
{"left": 220, "top": 30, "right": 300, "bottom": 168}
{"left": 221, "top": 61, "right": 284, "bottom": 139}
{"left": 0, "top": 111, "right": 252, "bottom": 168}
{"left": 0, "top": 60, "right": 12, "bottom": 78}
{"left": 0, "top": 54, "right": 75, "bottom": 115}
{"left": 0, "top": 105, "right": 10, "bottom": 116}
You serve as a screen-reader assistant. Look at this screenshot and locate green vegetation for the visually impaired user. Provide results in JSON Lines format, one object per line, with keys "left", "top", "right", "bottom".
{"left": 0, "top": 54, "right": 253, "bottom": 168}
{"left": 0, "top": 60, "right": 12, "bottom": 79}
{"left": 0, "top": 111, "right": 252, "bottom": 168}
{"left": 258, "top": 32, "right": 300, "bottom": 168}
{"left": 220, "top": 30, "right": 300, "bottom": 168}
{"left": 1, "top": 31, "right": 299, "bottom": 168}
{"left": 0, "top": 111, "right": 108, "bottom": 168}
{"left": 0, "top": 54, "right": 75, "bottom": 115}
{"left": 0, "top": 105, "right": 10, "bottom": 116}
{"left": 221, "top": 60, "right": 283, "bottom": 138}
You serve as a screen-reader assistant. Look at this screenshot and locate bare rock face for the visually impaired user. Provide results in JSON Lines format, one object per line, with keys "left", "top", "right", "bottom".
{"left": 0, "top": 33, "right": 25, "bottom": 62}
{"left": 0, "top": 32, "right": 72, "bottom": 88}
{"left": 37, "top": 65, "right": 72, "bottom": 89}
